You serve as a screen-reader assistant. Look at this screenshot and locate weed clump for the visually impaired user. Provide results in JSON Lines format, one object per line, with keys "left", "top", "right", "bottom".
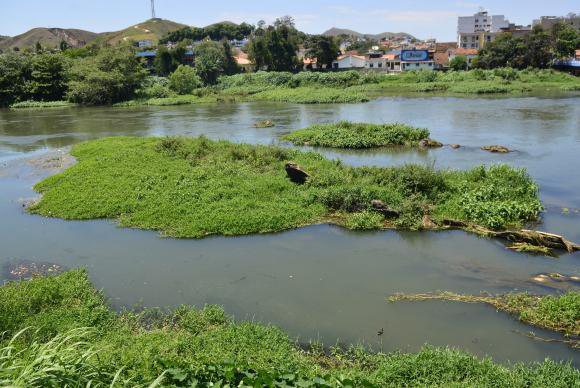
{"left": 0, "top": 271, "right": 578, "bottom": 387}
{"left": 30, "top": 136, "right": 542, "bottom": 237}
{"left": 283, "top": 121, "right": 430, "bottom": 149}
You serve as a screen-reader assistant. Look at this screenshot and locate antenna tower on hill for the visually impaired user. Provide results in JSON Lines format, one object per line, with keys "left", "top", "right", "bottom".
{"left": 151, "top": 0, "right": 156, "bottom": 19}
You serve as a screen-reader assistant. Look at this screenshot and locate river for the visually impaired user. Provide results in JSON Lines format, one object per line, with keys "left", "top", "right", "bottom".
{"left": 1, "top": 95, "right": 579, "bottom": 365}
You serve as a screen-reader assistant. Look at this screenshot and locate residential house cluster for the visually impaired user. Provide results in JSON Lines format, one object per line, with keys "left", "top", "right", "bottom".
{"left": 332, "top": 49, "right": 435, "bottom": 72}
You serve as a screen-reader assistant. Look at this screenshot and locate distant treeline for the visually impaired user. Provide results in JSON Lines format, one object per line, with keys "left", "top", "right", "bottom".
{"left": 159, "top": 22, "right": 255, "bottom": 44}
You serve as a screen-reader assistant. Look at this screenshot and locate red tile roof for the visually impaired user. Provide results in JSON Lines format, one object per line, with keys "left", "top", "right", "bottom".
{"left": 453, "top": 48, "right": 479, "bottom": 56}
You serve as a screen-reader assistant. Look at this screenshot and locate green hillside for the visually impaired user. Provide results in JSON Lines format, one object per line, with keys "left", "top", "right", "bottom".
{"left": 92, "top": 18, "right": 187, "bottom": 46}
{"left": 322, "top": 27, "right": 416, "bottom": 41}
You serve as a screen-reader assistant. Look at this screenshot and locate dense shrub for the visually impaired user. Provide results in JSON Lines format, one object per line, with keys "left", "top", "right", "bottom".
{"left": 168, "top": 65, "right": 202, "bottom": 95}
{"left": 136, "top": 76, "right": 174, "bottom": 99}
{"left": 66, "top": 47, "right": 146, "bottom": 105}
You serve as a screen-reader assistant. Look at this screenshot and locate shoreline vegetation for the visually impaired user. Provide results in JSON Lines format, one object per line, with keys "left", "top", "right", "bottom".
{"left": 282, "top": 121, "right": 433, "bottom": 149}
{"left": 388, "top": 291, "right": 580, "bottom": 348}
{"left": 117, "top": 69, "right": 579, "bottom": 107}
{"left": 1, "top": 270, "right": 579, "bottom": 387}
{"left": 29, "top": 136, "right": 546, "bottom": 237}
{"left": 7, "top": 68, "right": 580, "bottom": 109}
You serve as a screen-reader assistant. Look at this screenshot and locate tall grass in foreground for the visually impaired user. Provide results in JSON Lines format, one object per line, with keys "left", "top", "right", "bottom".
{"left": 0, "top": 271, "right": 578, "bottom": 387}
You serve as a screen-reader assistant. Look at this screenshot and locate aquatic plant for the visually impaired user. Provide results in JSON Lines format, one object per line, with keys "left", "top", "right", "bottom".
{"left": 283, "top": 121, "right": 430, "bottom": 149}
{"left": 29, "top": 137, "right": 542, "bottom": 238}
{"left": 0, "top": 271, "right": 578, "bottom": 387}
{"left": 248, "top": 87, "right": 369, "bottom": 104}
{"left": 9, "top": 101, "right": 74, "bottom": 109}
{"left": 389, "top": 291, "right": 580, "bottom": 339}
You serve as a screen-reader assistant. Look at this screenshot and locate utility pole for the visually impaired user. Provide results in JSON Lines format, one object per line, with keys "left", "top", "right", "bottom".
{"left": 151, "top": 0, "right": 156, "bottom": 19}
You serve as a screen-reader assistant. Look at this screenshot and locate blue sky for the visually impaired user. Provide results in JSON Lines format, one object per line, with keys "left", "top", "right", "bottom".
{"left": 1, "top": 0, "right": 578, "bottom": 41}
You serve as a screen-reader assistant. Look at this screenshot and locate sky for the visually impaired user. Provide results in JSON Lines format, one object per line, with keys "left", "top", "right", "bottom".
{"left": 1, "top": 0, "right": 578, "bottom": 41}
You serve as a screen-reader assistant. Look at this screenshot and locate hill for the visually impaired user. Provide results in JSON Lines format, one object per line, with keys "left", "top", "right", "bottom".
{"left": 92, "top": 18, "right": 187, "bottom": 46}
{"left": 322, "top": 27, "right": 416, "bottom": 41}
{"left": 0, "top": 28, "right": 97, "bottom": 50}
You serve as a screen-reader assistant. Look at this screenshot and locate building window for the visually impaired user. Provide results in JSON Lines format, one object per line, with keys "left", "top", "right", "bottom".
{"left": 378, "top": 63, "right": 382, "bottom": 68}
{"left": 415, "top": 63, "right": 419, "bottom": 67}
{"left": 369, "top": 63, "right": 374, "bottom": 68}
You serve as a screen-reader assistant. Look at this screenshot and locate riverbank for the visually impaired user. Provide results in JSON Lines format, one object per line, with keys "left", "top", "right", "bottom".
{"left": 8, "top": 69, "right": 580, "bottom": 109}
{"left": 1, "top": 270, "right": 578, "bottom": 387}
{"left": 28, "top": 136, "right": 543, "bottom": 238}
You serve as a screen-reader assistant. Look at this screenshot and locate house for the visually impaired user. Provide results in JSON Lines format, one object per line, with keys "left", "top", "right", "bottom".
{"left": 534, "top": 14, "right": 580, "bottom": 32}
{"left": 399, "top": 50, "right": 435, "bottom": 71}
{"left": 458, "top": 10, "right": 510, "bottom": 49}
{"left": 136, "top": 39, "right": 153, "bottom": 48}
{"left": 434, "top": 42, "right": 457, "bottom": 69}
{"left": 303, "top": 57, "right": 319, "bottom": 70}
{"left": 332, "top": 54, "right": 366, "bottom": 69}
{"left": 136, "top": 50, "right": 195, "bottom": 69}
{"left": 448, "top": 48, "right": 479, "bottom": 67}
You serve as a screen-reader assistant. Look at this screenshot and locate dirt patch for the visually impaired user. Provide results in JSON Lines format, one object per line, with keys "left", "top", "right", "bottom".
{"left": 27, "top": 149, "right": 75, "bottom": 172}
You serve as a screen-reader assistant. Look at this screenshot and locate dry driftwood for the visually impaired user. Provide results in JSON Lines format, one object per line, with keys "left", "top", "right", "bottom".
{"left": 441, "top": 220, "right": 580, "bottom": 253}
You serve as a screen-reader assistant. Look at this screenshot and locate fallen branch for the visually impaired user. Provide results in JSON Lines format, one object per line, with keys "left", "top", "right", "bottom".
{"left": 441, "top": 220, "right": 580, "bottom": 254}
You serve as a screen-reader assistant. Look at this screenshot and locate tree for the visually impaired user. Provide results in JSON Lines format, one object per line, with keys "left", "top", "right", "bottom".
{"left": 168, "top": 65, "right": 202, "bottom": 95}
{"left": 67, "top": 46, "right": 147, "bottom": 105}
{"left": 59, "top": 40, "right": 70, "bottom": 52}
{"left": 247, "top": 17, "right": 300, "bottom": 72}
{"left": 523, "top": 26, "right": 553, "bottom": 68}
{"left": 154, "top": 46, "right": 174, "bottom": 76}
{"left": 35, "top": 41, "right": 42, "bottom": 53}
{"left": 304, "top": 35, "right": 339, "bottom": 68}
{"left": 221, "top": 40, "right": 239, "bottom": 75}
{"left": 449, "top": 55, "right": 468, "bottom": 71}
{"left": 552, "top": 22, "right": 579, "bottom": 59}
{"left": 0, "top": 53, "right": 31, "bottom": 106}
{"left": 476, "top": 33, "right": 526, "bottom": 69}
{"left": 29, "top": 53, "right": 70, "bottom": 101}
{"left": 194, "top": 40, "right": 226, "bottom": 85}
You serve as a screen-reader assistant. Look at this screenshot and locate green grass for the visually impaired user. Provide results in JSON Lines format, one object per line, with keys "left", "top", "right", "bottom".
{"left": 29, "top": 137, "right": 542, "bottom": 237}
{"left": 283, "top": 121, "right": 431, "bottom": 149}
{"left": 9, "top": 100, "right": 75, "bottom": 109}
{"left": 389, "top": 291, "right": 580, "bottom": 338}
{"left": 248, "top": 87, "right": 369, "bottom": 104}
{"left": 0, "top": 271, "right": 578, "bottom": 387}
{"left": 113, "top": 94, "right": 218, "bottom": 107}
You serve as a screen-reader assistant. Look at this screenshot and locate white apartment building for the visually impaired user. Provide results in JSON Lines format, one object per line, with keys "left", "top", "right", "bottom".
{"left": 457, "top": 11, "right": 510, "bottom": 49}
